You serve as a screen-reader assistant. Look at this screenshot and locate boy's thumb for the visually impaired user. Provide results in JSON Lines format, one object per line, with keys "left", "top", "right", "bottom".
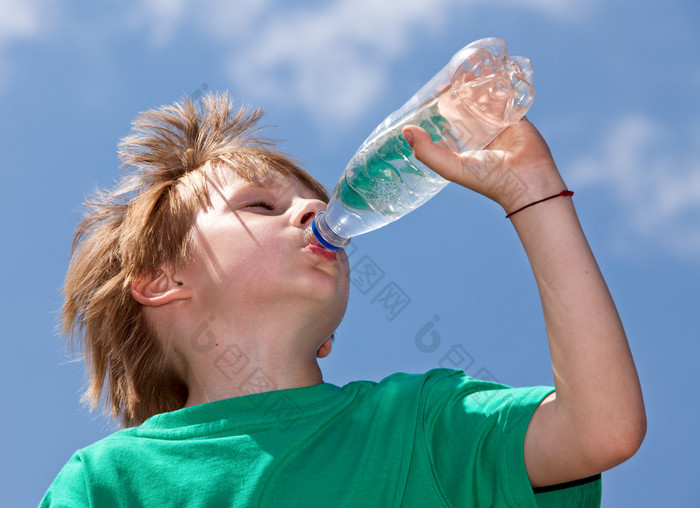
{"left": 401, "top": 124, "right": 430, "bottom": 149}
{"left": 401, "top": 125, "right": 462, "bottom": 183}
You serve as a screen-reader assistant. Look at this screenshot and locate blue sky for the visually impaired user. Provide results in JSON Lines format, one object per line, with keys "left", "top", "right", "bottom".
{"left": 1, "top": 1, "right": 698, "bottom": 506}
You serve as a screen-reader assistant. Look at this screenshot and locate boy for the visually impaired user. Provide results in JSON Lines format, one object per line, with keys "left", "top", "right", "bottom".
{"left": 41, "top": 92, "right": 645, "bottom": 507}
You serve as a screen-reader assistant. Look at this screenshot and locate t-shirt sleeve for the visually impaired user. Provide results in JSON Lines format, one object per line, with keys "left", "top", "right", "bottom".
{"left": 419, "top": 369, "right": 601, "bottom": 508}
{"left": 39, "top": 453, "right": 90, "bottom": 508}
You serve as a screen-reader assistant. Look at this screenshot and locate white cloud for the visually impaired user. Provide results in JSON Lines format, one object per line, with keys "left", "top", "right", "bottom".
{"left": 192, "top": 0, "right": 273, "bottom": 40}
{"left": 127, "top": 0, "right": 189, "bottom": 48}
{"left": 221, "top": 0, "right": 454, "bottom": 125}
{"left": 121, "top": 0, "right": 591, "bottom": 126}
{"left": 0, "top": 0, "right": 45, "bottom": 89}
{"left": 568, "top": 116, "right": 700, "bottom": 260}
{"left": 0, "top": 0, "right": 591, "bottom": 103}
{"left": 214, "top": 0, "right": 591, "bottom": 126}
{"left": 113, "top": 0, "right": 593, "bottom": 137}
{"left": 492, "top": 0, "right": 594, "bottom": 19}
{"left": 0, "top": 0, "right": 41, "bottom": 43}
{"left": 126, "top": 0, "right": 274, "bottom": 47}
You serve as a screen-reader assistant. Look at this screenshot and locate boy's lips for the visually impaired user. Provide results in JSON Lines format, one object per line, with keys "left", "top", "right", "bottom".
{"left": 302, "top": 224, "right": 337, "bottom": 261}
{"left": 306, "top": 244, "right": 337, "bottom": 261}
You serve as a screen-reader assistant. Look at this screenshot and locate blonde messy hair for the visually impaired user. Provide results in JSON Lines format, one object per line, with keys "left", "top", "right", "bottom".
{"left": 62, "top": 92, "right": 328, "bottom": 427}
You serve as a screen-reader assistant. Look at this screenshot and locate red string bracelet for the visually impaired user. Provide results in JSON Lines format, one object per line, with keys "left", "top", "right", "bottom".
{"left": 505, "top": 190, "right": 574, "bottom": 219}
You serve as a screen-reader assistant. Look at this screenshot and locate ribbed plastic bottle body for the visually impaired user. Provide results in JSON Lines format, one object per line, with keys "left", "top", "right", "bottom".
{"left": 313, "top": 38, "right": 534, "bottom": 250}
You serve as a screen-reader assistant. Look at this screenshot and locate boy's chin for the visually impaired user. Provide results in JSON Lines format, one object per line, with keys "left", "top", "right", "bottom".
{"left": 295, "top": 271, "right": 348, "bottom": 302}
{"left": 298, "top": 282, "right": 349, "bottom": 324}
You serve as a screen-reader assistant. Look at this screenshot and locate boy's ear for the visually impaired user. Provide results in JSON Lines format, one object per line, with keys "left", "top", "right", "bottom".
{"left": 131, "top": 268, "right": 193, "bottom": 307}
{"left": 316, "top": 337, "right": 333, "bottom": 359}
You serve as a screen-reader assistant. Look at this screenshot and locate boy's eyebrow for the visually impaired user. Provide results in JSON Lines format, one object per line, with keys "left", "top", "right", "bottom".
{"left": 223, "top": 178, "right": 290, "bottom": 204}
{"left": 219, "top": 174, "right": 321, "bottom": 204}
{"left": 204, "top": 177, "right": 268, "bottom": 208}
{"left": 245, "top": 178, "right": 290, "bottom": 194}
{"left": 248, "top": 175, "right": 311, "bottom": 199}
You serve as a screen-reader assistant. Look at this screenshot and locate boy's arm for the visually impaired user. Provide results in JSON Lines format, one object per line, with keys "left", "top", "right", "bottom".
{"left": 402, "top": 119, "right": 646, "bottom": 488}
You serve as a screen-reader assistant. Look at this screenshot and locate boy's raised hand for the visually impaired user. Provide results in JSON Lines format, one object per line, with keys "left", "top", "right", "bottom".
{"left": 404, "top": 117, "right": 646, "bottom": 488}
{"left": 401, "top": 118, "right": 567, "bottom": 214}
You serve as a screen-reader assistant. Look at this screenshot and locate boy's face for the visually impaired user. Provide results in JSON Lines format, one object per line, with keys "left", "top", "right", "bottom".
{"left": 182, "top": 170, "right": 350, "bottom": 338}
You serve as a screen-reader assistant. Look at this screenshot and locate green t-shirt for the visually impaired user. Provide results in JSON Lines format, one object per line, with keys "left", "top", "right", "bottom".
{"left": 40, "top": 369, "right": 601, "bottom": 507}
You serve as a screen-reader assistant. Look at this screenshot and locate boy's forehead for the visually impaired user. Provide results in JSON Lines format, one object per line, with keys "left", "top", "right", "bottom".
{"left": 214, "top": 168, "right": 320, "bottom": 199}
{"left": 225, "top": 171, "right": 296, "bottom": 192}
{"left": 246, "top": 171, "right": 296, "bottom": 188}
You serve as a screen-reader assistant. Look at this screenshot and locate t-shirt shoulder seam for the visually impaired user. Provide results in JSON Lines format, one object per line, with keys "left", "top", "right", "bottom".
{"left": 417, "top": 371, "right": 461, "bottom": 508}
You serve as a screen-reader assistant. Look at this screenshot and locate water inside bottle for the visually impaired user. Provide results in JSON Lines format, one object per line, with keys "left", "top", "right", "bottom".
{"left": 321, "top": 46, "right": 533, "bottom": 243}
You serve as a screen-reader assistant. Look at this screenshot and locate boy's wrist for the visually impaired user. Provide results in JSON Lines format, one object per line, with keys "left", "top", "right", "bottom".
{"left": 497, "top": 166, "right": 566, "bottom": 215}
{"left": 505, "top": 190, "right": 573, "bottom": 219}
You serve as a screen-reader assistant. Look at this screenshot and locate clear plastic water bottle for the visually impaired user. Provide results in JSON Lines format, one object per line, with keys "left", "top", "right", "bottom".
{"left": 310, "top": 37, "right": 535, "bottom": 251}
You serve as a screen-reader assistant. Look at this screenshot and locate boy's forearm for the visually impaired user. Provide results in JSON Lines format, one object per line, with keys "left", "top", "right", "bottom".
{"left": 403, "top": 119, "right": 645, "bottom": 484}
{"left": 512, "top": 194, "right": 646, "bottom": 469}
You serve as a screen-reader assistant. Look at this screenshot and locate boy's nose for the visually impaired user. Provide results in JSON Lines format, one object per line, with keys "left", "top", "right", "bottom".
{"left": 291, "top": 199, "right": 326, "bottom": 229}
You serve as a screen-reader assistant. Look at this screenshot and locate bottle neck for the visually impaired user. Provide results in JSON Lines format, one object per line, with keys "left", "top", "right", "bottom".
{"left": 311, "top": 211, "right": 350, "bottom": 251}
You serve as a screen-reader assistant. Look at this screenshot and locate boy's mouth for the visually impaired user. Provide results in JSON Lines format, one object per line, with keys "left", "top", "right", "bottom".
{"left": 303, "top": 226, "right": 320, "bottom": 248}
{"left": 306, "top": 244, "right": 337, "bottom": 261}
{"left": 302, "top": 224, "right": 338, "bottom": 260}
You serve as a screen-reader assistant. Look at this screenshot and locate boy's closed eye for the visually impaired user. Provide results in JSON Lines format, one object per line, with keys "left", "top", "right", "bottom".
{"left": 243, "top": 200, "right": 276, "bottom": 211}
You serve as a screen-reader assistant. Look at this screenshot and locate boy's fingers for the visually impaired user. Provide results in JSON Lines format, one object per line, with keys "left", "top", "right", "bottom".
{"left": 401, "top": 125, "right": 463, "bottom": 183}
{"left": 402, "top": 126, "right": 507, "bottom": 194}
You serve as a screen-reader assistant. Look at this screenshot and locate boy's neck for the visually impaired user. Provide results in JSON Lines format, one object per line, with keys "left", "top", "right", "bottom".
{"left": 178, "top": 310, "right": 332, "bottom": 408}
